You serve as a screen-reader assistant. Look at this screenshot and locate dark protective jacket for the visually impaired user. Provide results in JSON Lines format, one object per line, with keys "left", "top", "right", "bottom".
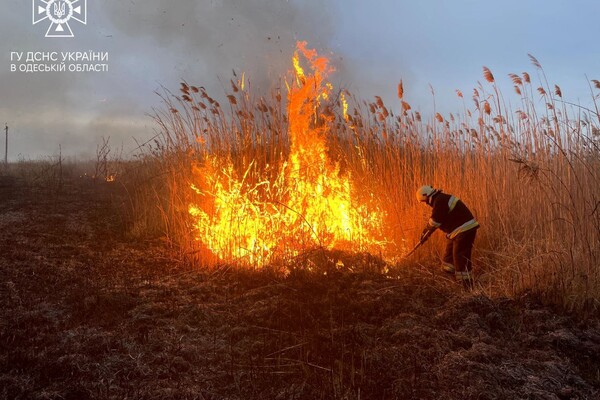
{"left": 427, "top": 191, "right": 479, "bottom": 239}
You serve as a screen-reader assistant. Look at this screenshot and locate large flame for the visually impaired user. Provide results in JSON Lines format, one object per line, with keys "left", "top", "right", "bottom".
{"left": 188, "top": 42, "right": 388, "bottom": 266}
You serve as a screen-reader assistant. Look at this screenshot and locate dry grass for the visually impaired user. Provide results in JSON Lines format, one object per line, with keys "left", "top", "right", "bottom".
{"left": 1, "top": 176, "right": 598, "bottom": 399}
{"left": 126, "top": 52, "right": 600, "bottom": 313}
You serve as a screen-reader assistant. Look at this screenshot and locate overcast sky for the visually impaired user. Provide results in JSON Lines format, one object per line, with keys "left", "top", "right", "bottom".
{"left": 2, "top": 0, "right": 600, "bottom": 160}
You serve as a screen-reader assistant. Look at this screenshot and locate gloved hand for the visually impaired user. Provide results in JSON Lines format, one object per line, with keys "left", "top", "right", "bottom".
{"left": 419, "top": 227, "right": 434, "bottom": 243}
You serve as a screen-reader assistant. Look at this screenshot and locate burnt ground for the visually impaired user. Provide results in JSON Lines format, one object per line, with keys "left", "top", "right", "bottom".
{"left": 0, "top": 176, "right": 599, "bottom": 400}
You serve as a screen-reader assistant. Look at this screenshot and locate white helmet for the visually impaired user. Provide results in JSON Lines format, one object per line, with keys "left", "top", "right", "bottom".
{"left": 416, "top": 185, "right": 438, "bottom": 202}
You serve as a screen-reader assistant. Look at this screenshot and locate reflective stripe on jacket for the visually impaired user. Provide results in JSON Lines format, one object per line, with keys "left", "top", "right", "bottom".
{"left": 427, "top": 192, "right": 478, "bottom": 238}
{"left": 448, "top": 218, "right": 479, "bottom": 239}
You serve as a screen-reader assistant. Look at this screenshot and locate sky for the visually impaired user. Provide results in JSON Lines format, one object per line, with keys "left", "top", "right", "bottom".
{"left": 2, "top": 0, "right": 600, "bottom": 160}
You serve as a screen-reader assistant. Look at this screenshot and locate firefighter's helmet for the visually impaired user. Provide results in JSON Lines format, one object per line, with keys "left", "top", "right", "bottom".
{"left": 416, "top": 185, "right": 438, "bottom": 202}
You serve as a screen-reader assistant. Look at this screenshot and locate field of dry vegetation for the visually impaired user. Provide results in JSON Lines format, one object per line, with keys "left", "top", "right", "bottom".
{"left": 2, "top": 44, "right": 600, "bottom": 399}
{"left": 0, "top": 173, "right": 599, "bottom": 399}
{"left": 134, "top": 45, "right": 600, "bottom": 312}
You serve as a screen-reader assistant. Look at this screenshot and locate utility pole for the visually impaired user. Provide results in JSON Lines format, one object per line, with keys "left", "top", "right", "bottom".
{"left": 4, "top": 123, "right": 7, "bottom": 166}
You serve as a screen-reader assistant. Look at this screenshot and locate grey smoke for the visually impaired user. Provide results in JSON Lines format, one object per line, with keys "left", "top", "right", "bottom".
{"left": 1, "top": 0, "right": 410, "bottom": 161}
{"left": 104, "top": 0, "right": 337, "bottom": 94}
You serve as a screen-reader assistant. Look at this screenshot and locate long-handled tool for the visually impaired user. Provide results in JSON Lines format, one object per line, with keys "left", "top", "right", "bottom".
{"left": 403, "top": 240, "right": 425, "bottom": 259}
{"left": 403, "top": 227, "right": 435, "bottom": 259}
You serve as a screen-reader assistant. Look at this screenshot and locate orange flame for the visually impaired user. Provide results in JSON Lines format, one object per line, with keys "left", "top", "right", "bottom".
{"left": 188, "top": 42, "right": 388, "bottom": 266}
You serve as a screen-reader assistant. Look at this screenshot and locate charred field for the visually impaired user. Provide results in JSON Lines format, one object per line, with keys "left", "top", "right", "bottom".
{"left": 1, "top": 175, "right": 599, "bottom": 400}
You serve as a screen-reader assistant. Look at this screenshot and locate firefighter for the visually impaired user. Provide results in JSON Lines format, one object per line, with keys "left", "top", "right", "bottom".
{"left": 416, "top": 185, "right": 479, "bottom": 289}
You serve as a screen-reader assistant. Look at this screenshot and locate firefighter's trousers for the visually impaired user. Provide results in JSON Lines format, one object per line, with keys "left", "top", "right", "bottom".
{"left": 442, "top": 228, "right": 478, "bottom": 286}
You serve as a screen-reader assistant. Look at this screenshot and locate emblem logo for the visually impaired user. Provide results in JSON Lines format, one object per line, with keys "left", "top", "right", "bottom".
{"left": 32, "top": 0, "right": 87, "bottom": 38}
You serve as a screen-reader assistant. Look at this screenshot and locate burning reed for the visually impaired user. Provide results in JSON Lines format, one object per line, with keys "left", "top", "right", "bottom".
{"left": 132, "top": 42, "right": 600, "bottom": 313}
